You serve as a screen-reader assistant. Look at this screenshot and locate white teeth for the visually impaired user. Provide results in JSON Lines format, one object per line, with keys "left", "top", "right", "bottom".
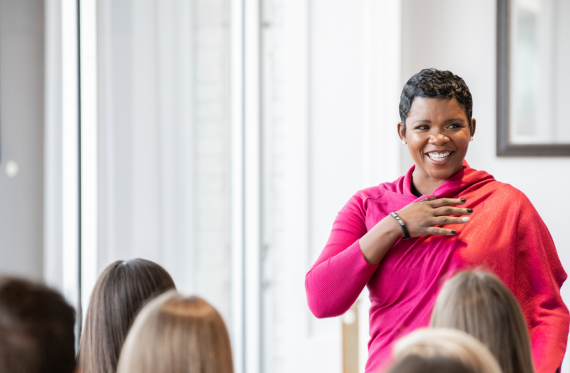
{"left": 427, "top": 151, "right": 452, "bottom": 160}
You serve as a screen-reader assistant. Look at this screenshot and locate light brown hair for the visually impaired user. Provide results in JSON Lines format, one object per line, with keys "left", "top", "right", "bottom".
{"left": 117, "top": 290, "right": 234, "bottom": 373}
{"left": 392, "top": 328, "right": 502, "bottom": 373}
{"left": 77, "top": 259, "right": 176, "bottom": 373}
{"left": 430, "top": 270, "right": 535, "bottom": 373}
{"left": 0, "top": 276, "right": 76, "bottom": 373}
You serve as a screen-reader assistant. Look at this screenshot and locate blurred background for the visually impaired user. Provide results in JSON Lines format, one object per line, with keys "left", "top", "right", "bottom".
{"left": 0, "top": 0, "right": 569, "bottom": 372}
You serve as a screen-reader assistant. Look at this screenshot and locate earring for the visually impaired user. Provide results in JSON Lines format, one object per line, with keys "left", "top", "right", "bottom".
{"left": 402, "top": 140, "right": 407, "bottom": 145}
{"left": 470, "top": 137, "right": 474, "bottom": 142}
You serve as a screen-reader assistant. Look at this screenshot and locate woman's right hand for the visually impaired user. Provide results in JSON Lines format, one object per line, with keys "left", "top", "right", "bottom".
{"left": 394, "top": 197, "right": 472, "bottom": 237}
{"left": 359, "top": 197, "right": 472, "bottom": 265}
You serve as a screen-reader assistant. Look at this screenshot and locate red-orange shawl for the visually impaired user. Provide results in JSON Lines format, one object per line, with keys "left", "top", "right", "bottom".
{"left": 306, "top": 161, "right": 569, "bottom": 372}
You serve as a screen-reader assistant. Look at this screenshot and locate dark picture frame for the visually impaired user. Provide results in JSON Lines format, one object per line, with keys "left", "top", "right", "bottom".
{"left": 497, "top": 0, "right": 570, "bottom": 157}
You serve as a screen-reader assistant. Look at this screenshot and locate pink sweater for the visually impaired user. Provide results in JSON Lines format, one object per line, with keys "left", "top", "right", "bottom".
{"left": 305, "top": 162, "right": 568, "bottom": 373}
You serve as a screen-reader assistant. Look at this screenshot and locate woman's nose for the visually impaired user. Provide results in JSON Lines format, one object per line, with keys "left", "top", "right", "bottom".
{"left": 429, "top": 133, "right": 450, "bottom": 145}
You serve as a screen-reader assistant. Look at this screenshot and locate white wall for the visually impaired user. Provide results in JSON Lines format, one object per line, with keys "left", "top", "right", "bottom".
{"left": 259, "top": 1, "right": 403, "bottom": 372}
{"left": 258, "top": 0, "right": 359, "bottom": 371}
{"left": 0, "top": 0, "right": 45, "bottom": 281}
{"left": 402, "top": 0, "right": 570, "bottom": 370}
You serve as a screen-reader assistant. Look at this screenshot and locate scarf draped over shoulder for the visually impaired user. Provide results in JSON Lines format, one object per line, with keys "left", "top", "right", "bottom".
{"left": 306, "top": 160, "right": 569, "bottom": 373}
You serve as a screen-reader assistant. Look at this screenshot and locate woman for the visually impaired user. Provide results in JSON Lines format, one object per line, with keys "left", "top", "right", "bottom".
{"left": 386, "top": 328, "right": 502, "bottom": 373}
{"left": 305, "top": 68, "right": 568, "bottom": 373}
{"left": 116, "top": 290, "right": 233, "bottom": 373}
{"left": 77, "top": 259, "right": 176, "bottom": 373}
{"left": 431, "top": 271, "right": 535, "bottom": 373}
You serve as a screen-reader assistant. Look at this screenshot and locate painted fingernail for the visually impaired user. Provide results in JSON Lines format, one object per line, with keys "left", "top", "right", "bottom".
{"left": 451, "top": 230, "right": 457, "bottom": 235}
{"left": 460, "top": 198, "right": 466, "bottom": 203}
{"left": 462, "top": 217, "right": 470, "bottom": 222}
{"left": 467, "top": 208, "right": 473, "bottom": 213}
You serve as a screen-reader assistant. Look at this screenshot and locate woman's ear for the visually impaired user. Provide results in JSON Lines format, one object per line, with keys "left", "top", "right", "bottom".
{"left": 397, "top": 122, "right": 406, "bottom": 141}
{"left": 470, "top": 118, "right": 477, "bottom": 138}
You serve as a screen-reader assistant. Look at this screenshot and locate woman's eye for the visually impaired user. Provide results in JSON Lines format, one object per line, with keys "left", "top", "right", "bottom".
{"left": 416, "top": 125, "right": 429, "bottom": 130}
{"left": 447, "top": 123, "right": 462, "bottom": 129}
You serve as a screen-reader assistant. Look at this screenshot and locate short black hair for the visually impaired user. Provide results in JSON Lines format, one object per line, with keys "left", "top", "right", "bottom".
{"left": 399, "top": 68, "right": 473, "bottom": 135}
{"left": 0, "top": 276, "right": 76, "bottom": 373}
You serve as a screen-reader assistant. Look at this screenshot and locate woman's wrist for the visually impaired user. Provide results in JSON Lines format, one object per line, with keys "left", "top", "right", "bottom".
{"left": 376, "top": 215, "right": 405, "bottom": 240}
{"left": 389, "top": 212, "right": 410, "bottom": 240}
{"left": 359, "top": 216, "right": 403, "bottom": 265}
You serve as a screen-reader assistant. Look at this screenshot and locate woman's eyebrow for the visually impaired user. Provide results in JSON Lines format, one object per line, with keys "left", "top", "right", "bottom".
{"left": 412, "top": 118, "right": 465, "bottom": 125}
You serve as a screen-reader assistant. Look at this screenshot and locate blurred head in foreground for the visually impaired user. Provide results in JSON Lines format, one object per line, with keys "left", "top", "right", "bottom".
{"left": 388, "top": 328, "right": 502, "bottom": 373}
{"left": 431, "top": 271, "right": 535, "bottom": 373}
{"left": 386, "top": 354, "right": 476, "bottom": 373}
{"left": 78, "top": 258, "right": 176, "bottom": 373}
{"left": 117, "top": 290, "right": 233, "bottom": 373}
{"left": 0, "top": 276, "right": 75, "bottom": 373}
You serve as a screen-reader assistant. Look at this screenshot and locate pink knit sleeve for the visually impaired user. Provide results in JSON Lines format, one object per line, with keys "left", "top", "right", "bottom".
{"left": 305, "top": 193, "right": 379, "bottom": 318}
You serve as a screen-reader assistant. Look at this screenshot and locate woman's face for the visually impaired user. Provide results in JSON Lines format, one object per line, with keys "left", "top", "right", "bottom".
{"left": 398, "top": 97, "right": 476, "bottom": 181}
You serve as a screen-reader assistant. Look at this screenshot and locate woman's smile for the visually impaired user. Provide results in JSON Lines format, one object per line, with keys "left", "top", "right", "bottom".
{"left": 425, "top": 150, "right": 455, "bottom": 165}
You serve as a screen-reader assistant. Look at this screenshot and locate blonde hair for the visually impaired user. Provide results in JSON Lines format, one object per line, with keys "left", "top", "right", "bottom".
{"left": 393, "top": 328, "right": 502, "bottom": 373}
{"left": 430, "top": 271, "right": 535, "bottom": 373}
{"left": 117, "top": 290, "right": 233, "bottom": 373}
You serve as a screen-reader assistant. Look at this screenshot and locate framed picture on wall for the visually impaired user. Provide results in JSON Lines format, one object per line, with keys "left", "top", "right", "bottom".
{"left": 497, "top": 0, "right": 570, "bottom": 156}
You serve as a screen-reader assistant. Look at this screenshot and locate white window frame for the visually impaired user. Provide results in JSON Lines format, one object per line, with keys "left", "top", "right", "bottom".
{"left": 78, "top": 0, "right": 99, "bottom": 326}
{"left": 231, "top": 0, "right": 262, "bottom": 372}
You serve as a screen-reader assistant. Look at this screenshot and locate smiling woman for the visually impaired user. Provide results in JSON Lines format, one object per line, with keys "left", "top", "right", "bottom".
{"left": 305, "top": 68, "right": 569, "bottom": 373}
{"left": 398, "top": 69, "right": 475, "bottom": 192}
{"left": 400, "top": 97, "right": 473, "bottom": 191}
